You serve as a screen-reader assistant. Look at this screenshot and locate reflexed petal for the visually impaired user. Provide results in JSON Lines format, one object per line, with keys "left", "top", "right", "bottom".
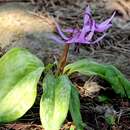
{"left": 100, "top": 12, "right": 115, "bottom": 26}
{"left": 83, "top": 33, "right": 106, "bottom": 44}
{"left": 78, "top": 28, "right": 87, "bottom": 42}
{"left": 95, "top": 12, "right": 115, "bottom": 32}
{"left": 66, "top": 33, "right": 80, "bottom": 43}
{"left": 49, "top": 35, "right": 65, "bottom": 45}
{"left": 95, "top": 23, "right": 112, "bottom": 32}
{"left": 85, "top": 20, "right": 95, "bottom": 41}
{"left": 85, "top": 6, "right": 91, "bottom": 16}
{"left": 78, "top": 22, "right": 91, "bottom": 42}
{"left": 89, "top": 33, "right": 106, "bottom": 44}
{"left": 84, "top": 6, "right": 91, "bottom": 26}
{"left": 63, "top": 28, "right": 75, "bottom": 33}
{"left": 54, "top": 20, "right": 69, "bottom": 40}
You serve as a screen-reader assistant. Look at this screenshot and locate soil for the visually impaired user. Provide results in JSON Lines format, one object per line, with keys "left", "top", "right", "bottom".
{"left": 0, "top": 0, "right": 130, "bottom": 130}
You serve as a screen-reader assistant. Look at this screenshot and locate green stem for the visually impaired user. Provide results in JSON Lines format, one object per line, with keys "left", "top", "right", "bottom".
{"left": 56, "top": 44, "right": 70, "bottom": 75}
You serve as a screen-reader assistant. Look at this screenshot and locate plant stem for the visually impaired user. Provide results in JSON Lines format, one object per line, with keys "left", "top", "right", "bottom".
{"left": 57, "top": 44, "right": 70, "bottom": 75}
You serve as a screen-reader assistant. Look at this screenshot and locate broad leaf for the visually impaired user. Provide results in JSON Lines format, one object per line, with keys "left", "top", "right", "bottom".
{"left": 40, "top": 74, "right": 71, "bottom": 130}
{"left": 40, "top": 74, "right": 56, "bottom": 130}
{"left": 69, "top": 85, "right": 84, "bottom": 130}
{"left": 64, "top": 59, "right": 130, "bottom": 98}
{"left": 0, "top": 48, "right": 44, "bottom": 123}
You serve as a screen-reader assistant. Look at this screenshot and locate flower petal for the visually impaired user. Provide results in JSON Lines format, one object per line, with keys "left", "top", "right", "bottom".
{"left": 84, "top": 6, "right": 91, "bottom": 26}
{"left": 95, "top": 23, "right": 112, "bottom": 32}
{"left": 49, "top": 34, "right": 65, "bottom": 45}
{"left": 54, "top": 20, "right": 69, "bottom": 40}
{"left": 66, "top": 32, "right": 80, "bottom": 43}
{"left": 62, "top": 28, "right": 79, "bottom": 34}
{"left": 90, "top": 33, "right": 106, "bottom": 44}
{"left": 83, "top": 33, "right": 106, "bottom": 44}
{"left": 78, "top": 20, "right": 91, "bottom": 42}
{"left": 78, "top": 27, "right": 89, "bottom": 42}
{"left": 95, "top": 12, "right": 115, "bottom": 32}
{"left": 85, "top": 20, "right": 95, "bottom": 41}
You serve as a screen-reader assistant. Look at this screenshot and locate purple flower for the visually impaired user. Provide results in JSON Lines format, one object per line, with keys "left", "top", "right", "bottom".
{"left": 50, "top": 6, "right": 115, "bottom": 45}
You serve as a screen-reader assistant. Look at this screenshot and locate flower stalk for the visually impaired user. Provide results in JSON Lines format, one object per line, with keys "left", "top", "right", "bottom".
{"left": 57, "top": 44, "right": 70, "bottom": 75}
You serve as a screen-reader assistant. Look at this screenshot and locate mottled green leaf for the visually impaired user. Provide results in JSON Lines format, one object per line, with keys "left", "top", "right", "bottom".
{"left": 69, "top": 85, "right": 84, "bottom": 130}
{"left": 0, "top": 48, "right": 44, "bottom": 123}
{"left": 64, "top": 59, "right": 130, "bottom": 98}
{"left": 40, "top": 74, "right": 71, "bottom": 130}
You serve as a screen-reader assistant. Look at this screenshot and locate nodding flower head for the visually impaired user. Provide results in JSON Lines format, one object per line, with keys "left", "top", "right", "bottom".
{"left": 50, "top": 6, "right": 115, "bottom": 45}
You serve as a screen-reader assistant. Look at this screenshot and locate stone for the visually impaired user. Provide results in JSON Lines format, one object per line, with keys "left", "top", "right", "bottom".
{"left": 0, "top": 2, "right": 62, "bottom": 62}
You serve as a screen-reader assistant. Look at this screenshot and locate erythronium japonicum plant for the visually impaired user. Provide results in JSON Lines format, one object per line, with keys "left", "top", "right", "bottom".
{"left": 1, "top": 5, "right": 130, "bottom": 130}
{"left": 51, "top": 6, "right": 115, "bottom": 74}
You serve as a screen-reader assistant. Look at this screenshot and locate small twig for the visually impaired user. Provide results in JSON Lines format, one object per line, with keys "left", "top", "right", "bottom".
{"left": 28, "top": 11, "right": 55, "bottom": 27}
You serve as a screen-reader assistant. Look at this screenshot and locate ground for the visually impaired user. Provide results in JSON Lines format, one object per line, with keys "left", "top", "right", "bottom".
{"left": 0, "top": 0, "right": 130, "bottom": 130}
